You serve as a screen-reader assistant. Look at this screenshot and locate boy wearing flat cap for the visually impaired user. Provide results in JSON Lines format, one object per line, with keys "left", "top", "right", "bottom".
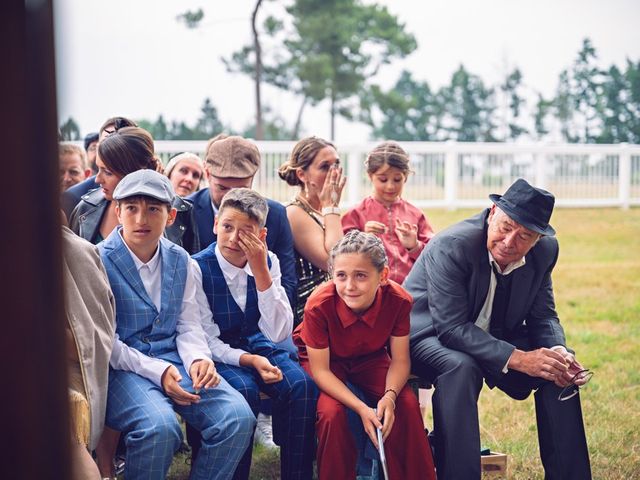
{"left": 404, "top": 178, "right": 591, "bottom": 480}
{"left": 98, "top": 169, "right": 255, "bottom": 480}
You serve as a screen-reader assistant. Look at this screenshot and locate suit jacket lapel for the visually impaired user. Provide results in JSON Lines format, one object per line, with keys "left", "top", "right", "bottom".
{"left": 472, "top": 216, "right": 492, "bottom": 319}
{"left": 196, "top": 190, "right": 215, "bottom": 248}
{"left": 106, "top": 230, "right": 157, "bottom": 311}
{"left": 474, "top": 256, "right": 491, "bottom": 319}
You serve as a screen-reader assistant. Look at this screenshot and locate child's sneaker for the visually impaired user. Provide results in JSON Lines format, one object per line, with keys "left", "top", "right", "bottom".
{"left": 254, "top": 412, "right": 278, "bottom": 449}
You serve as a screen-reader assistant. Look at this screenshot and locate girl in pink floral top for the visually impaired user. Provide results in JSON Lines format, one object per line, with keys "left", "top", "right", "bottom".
{"left": 342, "top": 141, "right": 435, "bottom": 283}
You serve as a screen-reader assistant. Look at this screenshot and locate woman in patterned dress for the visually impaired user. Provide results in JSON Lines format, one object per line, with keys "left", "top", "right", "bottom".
{"left": 277, "top": 136, "right": 347, "bottom": 325}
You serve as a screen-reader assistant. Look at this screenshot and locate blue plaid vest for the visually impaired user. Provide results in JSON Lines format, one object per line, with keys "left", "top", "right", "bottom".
{"left": 193, "top": 242, "right": 270, "bottom": 349}
{"left": 99, "top": 227, "right": 188, "bottom": 364}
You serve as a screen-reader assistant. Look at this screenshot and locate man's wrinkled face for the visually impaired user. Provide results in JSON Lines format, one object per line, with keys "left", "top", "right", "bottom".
{"left": 487, "top": 206, "right": 540, "bottom": 269}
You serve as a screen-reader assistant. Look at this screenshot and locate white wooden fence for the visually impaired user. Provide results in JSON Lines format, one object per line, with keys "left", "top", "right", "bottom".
{"left": 149, "top": 141, "right": 640, "bottom": 209}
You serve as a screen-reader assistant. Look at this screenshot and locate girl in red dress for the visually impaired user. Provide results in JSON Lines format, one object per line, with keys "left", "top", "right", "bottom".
{"left": 294, "top": 230, "right": 436, "bottom": 479}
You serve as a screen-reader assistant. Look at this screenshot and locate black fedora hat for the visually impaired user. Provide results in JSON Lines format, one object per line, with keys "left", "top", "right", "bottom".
{"left": 489, "top": 178, "right": 556, "bottom": 236}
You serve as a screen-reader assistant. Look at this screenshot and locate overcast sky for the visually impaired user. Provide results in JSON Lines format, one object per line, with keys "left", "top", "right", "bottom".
{"left": 54, "top": 0, "right": 640, "bottom": 143}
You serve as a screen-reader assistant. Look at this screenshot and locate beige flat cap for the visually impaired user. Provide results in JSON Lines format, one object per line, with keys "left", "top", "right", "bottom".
{"left": 205, "top": 136, "right": 260, "bottom": 179}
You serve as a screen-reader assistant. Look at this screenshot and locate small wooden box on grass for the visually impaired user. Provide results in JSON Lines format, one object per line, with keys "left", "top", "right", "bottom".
{"left": 408, "top": 376, "right": 508, "bottom": 477}
{"left": 481, "top": 452, "right": 508, "bottom": 477}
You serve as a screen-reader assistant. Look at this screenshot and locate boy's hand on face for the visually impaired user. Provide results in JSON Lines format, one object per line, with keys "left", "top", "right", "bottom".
{"left": 238, "top": 230, "right": 269, "bottom": 273}
{"left": 394, "top": 218, "right": 419, "bottom": 250}
{"left": 190, "top": 358, "right": 220, "bottom": 391}
{"left": 161, "top": 365, "right": 201, "bottom": 406}
{"left": 251, "top": 355, "right": 283, "bottom": 384}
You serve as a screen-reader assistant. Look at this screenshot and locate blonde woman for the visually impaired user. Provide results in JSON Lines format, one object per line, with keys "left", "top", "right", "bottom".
{"left": 165, "top": 152, "right": 205, "bottom": 197}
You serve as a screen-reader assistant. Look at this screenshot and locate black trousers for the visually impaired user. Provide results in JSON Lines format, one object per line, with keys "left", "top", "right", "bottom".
{"left": 410, "top": 335, "right": 591, "bottom": 480}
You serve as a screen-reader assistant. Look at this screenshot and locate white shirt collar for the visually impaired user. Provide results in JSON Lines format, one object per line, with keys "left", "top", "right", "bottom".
{"left": 214, "top": 244, "right": 254, "bottom": 279}
{"left": 488, "top": 251, "right": 526, "bottom": 276}
{"left": 119, "top": 229, "right": 162, "bottom": 274}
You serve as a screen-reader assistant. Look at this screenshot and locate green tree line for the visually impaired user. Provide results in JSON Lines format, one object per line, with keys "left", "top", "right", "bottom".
{"left": 61, "top": 0, "right": 639, "bottom": 144}
{"left": 362, "top": 38, "right": 639, "bottom": 143}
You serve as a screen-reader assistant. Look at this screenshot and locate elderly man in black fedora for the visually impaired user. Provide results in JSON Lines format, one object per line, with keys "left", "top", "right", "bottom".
{"left": 404, "top": 178, "right": 591, "bottom": 479}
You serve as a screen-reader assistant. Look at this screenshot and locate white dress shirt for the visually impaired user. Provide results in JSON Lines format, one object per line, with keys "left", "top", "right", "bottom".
{"left": 109, "top": 234, "right": 212, "bottom": 386}
{"left": 194, "top": 245, "right": 294, "bottom": 366}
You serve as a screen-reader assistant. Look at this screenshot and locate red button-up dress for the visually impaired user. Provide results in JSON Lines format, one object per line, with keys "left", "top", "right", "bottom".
{"left": 294, "top": 281, "right": 436, "bottom": 480}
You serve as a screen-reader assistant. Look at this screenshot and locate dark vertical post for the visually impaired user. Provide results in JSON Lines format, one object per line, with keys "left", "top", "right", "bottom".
{"left": 0, "top": 1, "right": 71, "bottom": 479}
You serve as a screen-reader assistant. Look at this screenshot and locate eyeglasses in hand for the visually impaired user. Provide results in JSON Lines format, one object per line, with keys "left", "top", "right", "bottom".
{"left": 558, "top": 369, "right": 594, "bottom": 401}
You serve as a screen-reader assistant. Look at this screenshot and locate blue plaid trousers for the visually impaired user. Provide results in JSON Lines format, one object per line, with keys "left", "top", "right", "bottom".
{"left": 216, "top": 334, "right": 318, "bottom": 480}
{"left": 106, "top": 363, "right": 256, "bottom": 480}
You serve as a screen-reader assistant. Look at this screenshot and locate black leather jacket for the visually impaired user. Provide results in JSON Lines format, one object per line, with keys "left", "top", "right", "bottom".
{"left": 69, "top": 188, "right": 201, "bottom": 253}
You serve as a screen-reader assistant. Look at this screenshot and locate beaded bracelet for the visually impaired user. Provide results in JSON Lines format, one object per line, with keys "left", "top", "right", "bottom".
{"left": 383, "top": 388, "right": 398, "bottom": 399}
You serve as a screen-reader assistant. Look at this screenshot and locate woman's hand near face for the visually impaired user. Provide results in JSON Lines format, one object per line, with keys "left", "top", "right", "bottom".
{"left": 319, "top": 165, "right": 347, "bottom": 208}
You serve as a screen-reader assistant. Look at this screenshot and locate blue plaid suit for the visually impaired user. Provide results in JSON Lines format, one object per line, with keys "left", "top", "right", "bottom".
{"left": 100, "top": 229, "right": 255, "bottom": 480}
{"left": 193, "top": 244, "right": 318, "bottom": 480}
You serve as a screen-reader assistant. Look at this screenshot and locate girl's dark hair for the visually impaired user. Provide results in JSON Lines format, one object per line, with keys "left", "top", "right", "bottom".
{"left": 365, "top": 141, "right": 411, "bottom": 176}
{"left": 278, "top": 136, "right": 335, "bottom": 187}
{"left": 97, "top": 126, "right": 160, "bottom": 177}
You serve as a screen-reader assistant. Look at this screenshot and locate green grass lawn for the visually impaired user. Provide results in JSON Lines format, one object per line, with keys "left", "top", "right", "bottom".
{"left": 165, "top": 207, "right": 640, "bottom": 479}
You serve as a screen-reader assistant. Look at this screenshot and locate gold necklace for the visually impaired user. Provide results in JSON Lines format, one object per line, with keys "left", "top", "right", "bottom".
{"left": 296, "top": 193, "right": 322, "bottom": 215}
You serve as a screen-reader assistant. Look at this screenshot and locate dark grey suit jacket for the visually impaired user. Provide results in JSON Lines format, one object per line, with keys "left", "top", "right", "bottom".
{"left": 403, "top": 208, "right": 566, "bottom": 381}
